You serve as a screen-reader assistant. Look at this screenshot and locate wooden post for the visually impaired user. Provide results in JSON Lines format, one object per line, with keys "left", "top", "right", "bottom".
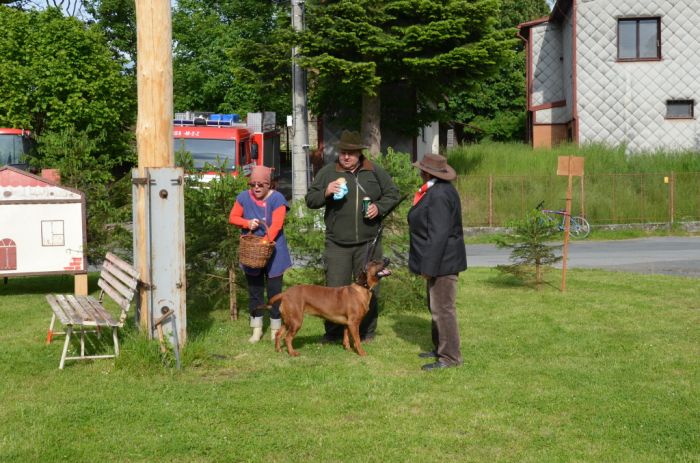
{"left": 74, "top": 274, "right": 88, "bottom": 296}
{"left": 134, "top": 0, "right": 173, "bottom": 331}
{"left": 557, "top": 156, "right": 584, "bottom": 292}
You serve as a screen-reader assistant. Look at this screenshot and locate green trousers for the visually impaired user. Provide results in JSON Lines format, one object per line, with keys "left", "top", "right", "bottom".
{"left": 323, "top": 238, "right": 383, "bottom": 339}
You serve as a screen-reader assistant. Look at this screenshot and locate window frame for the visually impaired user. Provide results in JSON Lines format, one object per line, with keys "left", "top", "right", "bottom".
{"left": 617, "top": 17, "right": 661, "bottom": 62}
{"left": 41, "top": 220, "right": 65, "bottom": 247}
{"left": 665, "top": 100, "right": 695, "bottom": 120}
{"left": 0, "top": 238, "right": 17, "bottom": 270}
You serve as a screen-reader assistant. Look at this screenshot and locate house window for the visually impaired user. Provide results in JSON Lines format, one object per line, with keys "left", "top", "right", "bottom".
{"left": 41, "top": 220, "right": 65, "bottom": 246}
{"left": 0, "top": 238, "right": 17, "bottom": 270}
{"left": 666, "top": 100, "right": 694, "bottom": 119}
{"left": 618, "top": 18, "right": 661, "bottom": 60}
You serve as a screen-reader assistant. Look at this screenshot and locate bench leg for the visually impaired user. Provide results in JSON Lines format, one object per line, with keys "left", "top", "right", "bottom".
{"left": 46, "top": 314, "right": 57, "bottom": 345}
{"left": 80, "top": 328, "right": 86, "bottom": 358}
{"left": 59, "top": 326, "right": 73, "bottom": 370}
{"left": 112, "top": 328, "right": 120, "bottom": 357}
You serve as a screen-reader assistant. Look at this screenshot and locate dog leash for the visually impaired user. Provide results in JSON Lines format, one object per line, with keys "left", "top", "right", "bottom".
{"left": 364, "top": 194, "right": 408, "bottom": 267}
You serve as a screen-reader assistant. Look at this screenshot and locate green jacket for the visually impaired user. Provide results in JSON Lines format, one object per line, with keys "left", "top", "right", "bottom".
{"left": 305, "top": 157, "right": 401, "bottom": 245}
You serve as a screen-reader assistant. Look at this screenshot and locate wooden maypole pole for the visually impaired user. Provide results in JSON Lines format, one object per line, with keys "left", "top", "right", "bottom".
{"left": 133, "top": 0, "right": 186, "bottom": 348}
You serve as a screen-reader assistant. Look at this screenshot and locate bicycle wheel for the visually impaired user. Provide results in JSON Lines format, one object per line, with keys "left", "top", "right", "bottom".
{"left": 569, "top": 216, "right": 591, "bottom": 239}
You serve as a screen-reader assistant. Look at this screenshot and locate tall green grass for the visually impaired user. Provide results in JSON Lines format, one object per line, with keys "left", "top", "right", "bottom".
{"left": 448, "top": 142, "right": 700, "bottom": 227}
{"left": 448, "top": 142, "right": 700, "bottom": 176}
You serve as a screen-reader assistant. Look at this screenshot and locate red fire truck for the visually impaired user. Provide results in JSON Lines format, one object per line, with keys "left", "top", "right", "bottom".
{"left": 173, "top": 112, "right": 280, "bottom": 182}
{"left": 0, "top": 128, "right": 34, "bottom": 169}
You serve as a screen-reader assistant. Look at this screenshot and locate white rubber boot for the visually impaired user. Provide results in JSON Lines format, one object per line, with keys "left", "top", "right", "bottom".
{"left": 270, "top": 318, "right": 282, "bottom": 342}
{"left": 248, "top": 316, "right": 263, "bottom": 343}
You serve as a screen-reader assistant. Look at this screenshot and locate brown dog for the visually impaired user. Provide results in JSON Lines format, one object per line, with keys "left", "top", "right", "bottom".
{"left": 269, "top": 258, "right": 391, "bottom": 357}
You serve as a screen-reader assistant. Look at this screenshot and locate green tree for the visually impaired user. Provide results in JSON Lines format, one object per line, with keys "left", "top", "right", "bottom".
{"left": 85, "top": 0, "right": 293, "bottom": 116}
{"left": 448, "top": 0, "right": 550, "bottom": 143}
{"left": 299, "top": 0, "right": 514, "bottom": 153}
{"left": 182, "top": 170, "right": 248, "bottom": 319}
{"left": 172, "top": 0, "right": 292, "bottom": 116}
{"left": 83, "top": 0, "right": 137, "bottom": 65}
{"left": 0, "top": 7, "right": 135, "bottom": 164}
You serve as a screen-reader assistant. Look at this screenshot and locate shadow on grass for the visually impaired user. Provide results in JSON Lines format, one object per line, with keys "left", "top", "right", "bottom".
{"left": 0, "top": 273, "right": 100, "bottom": 296}
{"left": 483, "top": 272, "right": 559, "bottom": 291}
{"left": 387, "top": 313, "right": 434, "bottom": 353}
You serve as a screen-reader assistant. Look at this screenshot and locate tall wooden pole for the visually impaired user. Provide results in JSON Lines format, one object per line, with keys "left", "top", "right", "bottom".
{"left": 135, "top": 0, "right": 173, "bottom": 329}
{"left": 556, "top": 155, "right": 584, "bottom": 293}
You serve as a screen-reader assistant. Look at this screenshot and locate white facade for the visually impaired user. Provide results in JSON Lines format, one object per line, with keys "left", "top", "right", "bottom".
{"left": 521, "top": 0, "right": 700, "bottom": 152}
{"left": 0, "top": 167, "right": 86, "bottom": 276}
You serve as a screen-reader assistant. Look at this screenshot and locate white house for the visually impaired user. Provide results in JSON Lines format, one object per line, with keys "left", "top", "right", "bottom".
{"left": 519, "top": 0, "right": 700, "bottom": 152}
{"left": 0, "top": 166, "right": 86, "bottom": 278}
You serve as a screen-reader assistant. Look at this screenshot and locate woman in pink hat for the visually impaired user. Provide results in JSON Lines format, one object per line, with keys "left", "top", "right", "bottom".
{"left": 229, "top": 166, "right": 292, "bottom": 343}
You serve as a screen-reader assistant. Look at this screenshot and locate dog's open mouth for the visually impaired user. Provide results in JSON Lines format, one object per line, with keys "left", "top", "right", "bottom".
{"left": 377, "top": 268, "right": 392, "bottom": 278}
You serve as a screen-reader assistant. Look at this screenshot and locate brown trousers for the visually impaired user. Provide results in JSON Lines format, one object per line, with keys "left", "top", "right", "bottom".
{"left": 428, "top": 274, "right": 462, "bottom": 365}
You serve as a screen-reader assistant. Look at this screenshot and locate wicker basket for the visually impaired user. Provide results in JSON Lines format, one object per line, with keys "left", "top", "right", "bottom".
{"left": 238, "top": 223, "right": 275, "bottom": 268}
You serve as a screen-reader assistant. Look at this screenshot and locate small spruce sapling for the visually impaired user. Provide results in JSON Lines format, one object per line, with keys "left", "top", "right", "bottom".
{"left": 495, "top": 209, "right": 562, "bottom": 288}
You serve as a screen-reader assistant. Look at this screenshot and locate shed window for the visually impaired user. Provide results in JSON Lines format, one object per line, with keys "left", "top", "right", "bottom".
{"left": 41, "top": 220, "right": 65, "bottom": 246}
{"left": 618, "top": 18, "right": 660, "bottom": 60}
{"left": 666, "top": 100, "right": 694, "bottom": 119}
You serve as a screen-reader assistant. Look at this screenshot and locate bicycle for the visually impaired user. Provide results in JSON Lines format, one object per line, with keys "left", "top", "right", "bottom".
{"left": 535, "top": 201, "right": 591, "bottom": 239}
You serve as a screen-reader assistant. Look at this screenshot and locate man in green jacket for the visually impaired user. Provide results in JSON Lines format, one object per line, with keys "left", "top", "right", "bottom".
{"left": 305, "top": 130, "right": 401, "bottom": 342}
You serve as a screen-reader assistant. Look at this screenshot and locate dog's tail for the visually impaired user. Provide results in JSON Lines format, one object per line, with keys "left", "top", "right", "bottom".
{"left": 254, "top": 294, "right": 282, "bottom": 312}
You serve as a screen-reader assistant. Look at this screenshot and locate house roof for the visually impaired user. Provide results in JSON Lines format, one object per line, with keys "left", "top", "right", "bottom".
{"left": 517, "top": 0, "right": 573, "bottom": 33}
{"left": 0, "top": 166, "right": 83, "bottom": 202}
{"left": 517, "top": 16, "right": 551, "bottom": 36}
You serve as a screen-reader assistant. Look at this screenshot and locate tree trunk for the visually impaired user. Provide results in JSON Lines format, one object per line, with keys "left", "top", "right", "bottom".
{"left": 229, "top": 264, "right": 238, "bottom": 320}
{"left": 361, "top": 90, "right": 381, "bottom": 155}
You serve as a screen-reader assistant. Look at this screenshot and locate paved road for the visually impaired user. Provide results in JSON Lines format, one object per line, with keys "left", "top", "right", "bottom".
{"left": 468, "top": 237, "right": 700, "bottom": 278}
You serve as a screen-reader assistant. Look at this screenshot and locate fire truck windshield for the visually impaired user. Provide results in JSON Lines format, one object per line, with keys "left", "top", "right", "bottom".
{"left": 0, "top": 133, "right": 25, "bottom": 166}
{"left": 175, "top": 138, "right": 236, "bottom": 170}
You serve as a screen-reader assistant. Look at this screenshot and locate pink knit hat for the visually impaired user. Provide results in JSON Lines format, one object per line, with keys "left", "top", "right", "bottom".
{"left": 250, "top": 165, "right": 272, "bottom": 184}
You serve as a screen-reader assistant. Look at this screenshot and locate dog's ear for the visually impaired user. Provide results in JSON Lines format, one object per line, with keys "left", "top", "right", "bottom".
{"left": 356, "top": 271, "right": 368, "bottom": 286}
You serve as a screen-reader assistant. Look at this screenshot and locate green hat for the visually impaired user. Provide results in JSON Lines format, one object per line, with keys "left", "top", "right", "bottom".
{"left": 336, "top": 130, "right": 368, "bottom": 151}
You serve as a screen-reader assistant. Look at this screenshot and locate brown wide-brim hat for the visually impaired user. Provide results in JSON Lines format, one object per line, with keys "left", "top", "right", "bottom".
{"left": 412, "top": 153, "right": 457, "bottom": 181}
{"left": 336, "top": 130, "right": 368, "bottom": 151}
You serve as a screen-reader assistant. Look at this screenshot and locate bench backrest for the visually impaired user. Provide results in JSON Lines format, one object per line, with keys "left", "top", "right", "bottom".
{"left": 97, "top": 252, "right": 140, "bottom": 325}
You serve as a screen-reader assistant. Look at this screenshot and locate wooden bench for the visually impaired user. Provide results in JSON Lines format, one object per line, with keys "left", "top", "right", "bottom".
{"left": 45, "top": 252, "right": 140, "bottom": 369}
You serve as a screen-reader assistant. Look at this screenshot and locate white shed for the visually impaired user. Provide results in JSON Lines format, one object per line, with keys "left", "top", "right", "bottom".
{"left": 0, "top": 166, "right": 87, "bottom": 281}
{"left": 519, "top": 0, "right": 700, "bottom": 152}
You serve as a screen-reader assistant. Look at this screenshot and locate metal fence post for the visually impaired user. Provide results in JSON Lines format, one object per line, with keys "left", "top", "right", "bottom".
{"left": 488, "top": 175, "right": 493, "bottom": 227}
{"left": 611, "top": 175, "right": 616, "bottom": 223}
{"left": 670, "top": 171, "right": 675, "bottom": 224}
{"left": 580, "top": 174, "right": 585, "bottom": 217}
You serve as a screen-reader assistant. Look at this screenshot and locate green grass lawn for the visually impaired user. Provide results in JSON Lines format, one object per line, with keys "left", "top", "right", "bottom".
{"left": 1, "top": 269, "right": 698, "bottom": 462}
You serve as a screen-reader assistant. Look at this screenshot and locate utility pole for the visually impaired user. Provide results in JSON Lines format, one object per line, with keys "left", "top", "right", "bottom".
{"left": 133, "top": 0, "right": 187, "bottom": 347}
{"left": 291, "top": 0, "right": 310, "bottom": 200}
